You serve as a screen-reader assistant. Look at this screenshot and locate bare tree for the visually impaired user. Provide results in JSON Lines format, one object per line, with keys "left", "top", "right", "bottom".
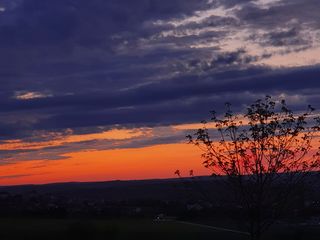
{"left": 187, "top": 96, "right": 320, "bottom": 240}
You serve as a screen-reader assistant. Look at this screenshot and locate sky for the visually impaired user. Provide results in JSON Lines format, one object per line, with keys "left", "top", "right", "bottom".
{"left": 0, "top": 0, "right": 320, "bottom": 185}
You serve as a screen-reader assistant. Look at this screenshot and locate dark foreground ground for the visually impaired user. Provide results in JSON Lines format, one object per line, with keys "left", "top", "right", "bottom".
{"left": 0, "top": 176, "right": 319, "bottom": 239}
{"left": 0, "top": 217, "right": 319, "bottom": 240}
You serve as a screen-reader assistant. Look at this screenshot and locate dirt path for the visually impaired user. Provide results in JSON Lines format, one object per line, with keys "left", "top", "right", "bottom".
{"left": 175, "top": 221, "right": 250, "bottom": 236}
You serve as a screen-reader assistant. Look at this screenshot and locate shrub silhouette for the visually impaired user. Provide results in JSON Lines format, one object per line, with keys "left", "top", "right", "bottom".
{"left": 187, "top": 96, "right": 320, "bottom": 240}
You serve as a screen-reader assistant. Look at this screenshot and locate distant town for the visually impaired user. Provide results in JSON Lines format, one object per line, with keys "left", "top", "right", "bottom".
{"left": 1, "top": 176, "right": 319, "bottom": 226}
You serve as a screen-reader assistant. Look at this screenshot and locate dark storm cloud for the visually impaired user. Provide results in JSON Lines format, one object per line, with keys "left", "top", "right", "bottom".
{"left": 0, "top": 0, "right": 212, "bottom": 93}
{"left": 0, "top": 0, "right": 320, "bottom": 161}
{"left": 24, "top": 66, "right": 320, "bottom": 129}
{"left": 249, "top": 27, "right": 312, "bottom": 47}
{"left": 234, "top": 0, "right": 320, "bottom": 52}
{"left": 237, "top": 0, "right": 320, "bottom": 28}
{"left": 1, "top": 65, "right": 320, "bottom": 138}
{"left": 0, "top": 0, "right": 211, "bottom": 46}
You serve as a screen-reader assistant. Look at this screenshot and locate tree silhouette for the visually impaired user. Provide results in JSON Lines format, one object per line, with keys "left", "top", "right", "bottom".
{"left": 187, "top": 96, "right": 320, "bottom": 240}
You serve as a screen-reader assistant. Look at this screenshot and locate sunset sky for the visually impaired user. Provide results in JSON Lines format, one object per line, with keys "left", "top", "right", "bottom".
{"left": 0, "top": 0, "right": 320, "bottom": 185}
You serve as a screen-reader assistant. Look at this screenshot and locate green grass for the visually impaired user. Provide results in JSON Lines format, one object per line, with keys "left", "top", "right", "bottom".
{"left": 0, "top": 217, "right": 319, "bottom": 240}
{"left": 0, "top": 217, "right": 248, "bottom": 240}
{"left": 262, "top": 224, "right": 320, "bottom": 240}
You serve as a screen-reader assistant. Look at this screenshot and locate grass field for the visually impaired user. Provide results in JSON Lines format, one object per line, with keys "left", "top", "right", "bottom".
{"left": 0, "top": 217, "right": 319, "bottom": 240}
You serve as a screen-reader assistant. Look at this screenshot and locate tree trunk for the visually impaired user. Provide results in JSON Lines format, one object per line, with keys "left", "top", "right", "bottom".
{"left": 249, "top": 208, "right": 262, "bottom": 240}
{"left": 250, "top": 224, "right": 261, "bottom": 240}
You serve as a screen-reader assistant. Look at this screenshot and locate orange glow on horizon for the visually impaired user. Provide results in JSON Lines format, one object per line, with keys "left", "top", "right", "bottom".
{"left": 0, "top": 143, "right": 209, "bottom": 186}
{"left": 1, "top": 122, "right": 318, "bottom": 186}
